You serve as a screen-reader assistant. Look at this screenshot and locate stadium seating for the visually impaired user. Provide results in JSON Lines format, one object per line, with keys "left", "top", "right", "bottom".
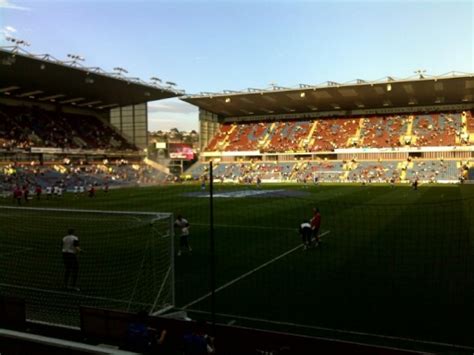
{"left": 358, "top": 116, "right": 407, "bottom": 148}
{"left": 186, "top": 159, "right": 463, "bottom": 183}
{"left": 347, "top": 161, "right": 400, "bottom": 182}
{"left": 405, "top": 159, "right": 459, "bottom": 182}
{"left": 205, "top": 111, "right": 473, "bottom": 153}
{"left": 411, "top": 113, "right": 462, "bottom": 147}
{"left": 311, "top": 118, "right": 359, "bottom": 151}
{"left": 0, "top": 160, "right": 169, "bottom": 196}
{"left": 0, "top": 106, "right": 135, "bottom": 151}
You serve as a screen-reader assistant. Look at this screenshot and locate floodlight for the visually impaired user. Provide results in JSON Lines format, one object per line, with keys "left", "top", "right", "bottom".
{"left": 113, "top": 67, "right": 128, "bottom": 75}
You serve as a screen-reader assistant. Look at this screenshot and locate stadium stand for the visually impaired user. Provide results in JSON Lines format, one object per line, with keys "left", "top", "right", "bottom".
{"left": 0, "top": 106, "right": 135, "bottom": 151}
{"left": 202, "top": 111, "right": 472, "bottom": 154}
{"left": 405, "top": 159, "right": 460, "bottom": 182}
{"left": 0, "top": 160, "right": 169, "bottom": 197}
{"left": 185, "top": 158, "right": 466, "bottom": 183}
{"left": 181, "top": 109, "right": 473, "bottom": 184}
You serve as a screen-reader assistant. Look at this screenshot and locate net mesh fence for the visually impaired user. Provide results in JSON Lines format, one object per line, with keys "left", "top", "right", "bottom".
{"left": 0, "top": 206, "right": 173, "bottom": 327}
{"left": 1, "top": 180, "right": 473, "bottom": 350}
{"left": 178, "top": 184, "right": 474, "bottom": 348}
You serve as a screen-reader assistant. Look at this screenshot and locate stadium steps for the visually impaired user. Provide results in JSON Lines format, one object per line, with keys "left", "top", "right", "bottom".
{"left": 454, "top": 113, "right": 466, "bottom": 144}
{"left": 289, "top": 161, "right": 303, "bottom": 180}
{"left": 399, "top": 115, "right": 416, "bottom": 146}
{"left": 303, "top": 120, "right": 318, "bottom": 148}
{"left": 261, "top": 122, "right": 276, "bottom": 149}
{"left": 220, "top": 124, "right": 237, "bottom": 150}
{"left": 397, "top": 161, "right": 409, "bottom": 181}
{"left": 347, "top": 118, "right": 365, "bottom": 146}
{"left": 343, "top": 161, "right": 357, "bottom": 181}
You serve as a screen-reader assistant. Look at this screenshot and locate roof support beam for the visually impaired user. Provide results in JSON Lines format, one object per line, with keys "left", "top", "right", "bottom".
{"left": 59, "top": 97, "right": 85, "bottom": 104}
{"left": 0, "top": 86, "right": 20, "bottom": 93}
{"left": 38, "top": 94, "right": 66, "bottom": 101}
{"left": 77, "top": 100, "right": 102, "bottom": 107}
{"left": 17, "top": 90, "right": 43, "bottom": 97}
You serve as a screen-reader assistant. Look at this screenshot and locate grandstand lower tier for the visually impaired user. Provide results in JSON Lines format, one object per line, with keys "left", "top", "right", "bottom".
{"left": 0, "top": 160, "right": 170, "bottom": 195}
{"left": 184, "top": 159, "right": 470, "bottom": 184}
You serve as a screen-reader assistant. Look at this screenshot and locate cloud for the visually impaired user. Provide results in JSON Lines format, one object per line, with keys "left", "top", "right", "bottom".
{"left": 0, "top": 0, "right": 30, "bottom": 11}
{"left": 148, "top": 98, "right": 198, "bottom": 115}
{"left": 4, "top": 26, "right": 17, "bottom": 33}
{"left": 1, "top": 25, "right": 18, "bottom": 39}
{"left": 147, "top": 98, "right": 199, "bottom": 131}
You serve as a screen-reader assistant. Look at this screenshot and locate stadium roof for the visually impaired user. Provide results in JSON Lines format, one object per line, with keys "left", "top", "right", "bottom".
{"left": 182, "top": 72, "right": 474, "bottom": 118}
{"left": 0, "top": 46, "right": 183, "bottom": 110}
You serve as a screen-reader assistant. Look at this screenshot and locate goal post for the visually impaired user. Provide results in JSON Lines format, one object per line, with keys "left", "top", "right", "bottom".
{"left": 0, "top": 205, "right": 175, "bottom": 327}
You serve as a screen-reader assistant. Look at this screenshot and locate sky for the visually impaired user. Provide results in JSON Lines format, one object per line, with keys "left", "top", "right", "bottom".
{"left": 0, "top": 0, "right": 473, "bottom": 131}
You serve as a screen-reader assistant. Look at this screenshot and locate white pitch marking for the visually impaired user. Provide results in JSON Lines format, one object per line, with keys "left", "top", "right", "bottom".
{"left": 182, "top": 230, "right": 330, "bottom": 309}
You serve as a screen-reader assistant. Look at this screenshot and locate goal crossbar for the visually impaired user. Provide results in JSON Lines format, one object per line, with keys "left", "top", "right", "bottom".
{"left": 0, "top": 205, "right": 172, "bottom": 220}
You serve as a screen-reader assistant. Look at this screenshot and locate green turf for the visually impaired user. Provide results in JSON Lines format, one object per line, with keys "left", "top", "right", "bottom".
{"left": 0, "top": 183, "right": 473, "bottom": 351}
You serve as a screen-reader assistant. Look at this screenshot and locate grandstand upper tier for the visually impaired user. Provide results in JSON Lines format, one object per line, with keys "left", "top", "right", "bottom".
{"left": 201, "top": 111, "right": 472, "bottom": 153}
{"left": 0, "top": 46, "right": 183, "bottom": 153}
{"left": 182, "top": 72, "right": 474, "bottom": 155}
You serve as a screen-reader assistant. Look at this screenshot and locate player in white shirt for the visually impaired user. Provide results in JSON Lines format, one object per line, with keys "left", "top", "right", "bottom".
{"left": 79, "top": 185, "right": 85, "bottom": 194}
{"left": 46, "top": 186, "right": 52, "bottom": 200}
{"left": 53, "top": 186, "right": 59, "bottom": 196}
{"left": 57, "top": 186, "right": 63, "bottom": 197}
{"left": 175, "top": 215, "right": 191, "bottom": 256}
{"left": 62, "top": 228, "right": 81, "bottom": 291}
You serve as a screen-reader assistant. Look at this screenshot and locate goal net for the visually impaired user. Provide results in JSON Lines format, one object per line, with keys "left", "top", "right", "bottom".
{"left": 0, "top": 206, "right": 174, "bottom": 327}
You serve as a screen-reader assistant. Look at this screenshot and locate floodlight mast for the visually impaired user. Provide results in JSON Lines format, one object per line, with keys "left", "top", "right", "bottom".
{"left": 113, "top": 67, "right": 129, "bottom": 76}
{"left": 66, "top": 54, "right": 85, "bottom": 66}
{"left": 414, "top": 69, "right": 427, "bottom": 79}
{"left": 150, "top": 77, "right": 162, "bottom": 84}
{"left": 5, "top": 37, "right": 30, "bottom": 53}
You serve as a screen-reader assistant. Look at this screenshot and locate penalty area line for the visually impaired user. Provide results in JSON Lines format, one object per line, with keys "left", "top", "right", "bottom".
{"left": 182, "top": 230, "right": 330, "bottom": 309}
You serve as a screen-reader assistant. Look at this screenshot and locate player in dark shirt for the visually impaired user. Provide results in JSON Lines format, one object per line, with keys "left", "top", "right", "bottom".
{"left": 35, "top": 185, "right": 42, "bottom": 200}
{"left": 13, "top": 186, "right": 22, "bottom": 205}
{"left": 299, "top": 222, "right": 312, "bottom": 250}
{"left": 310, "top": 207, "right": 322, "bottom": 247}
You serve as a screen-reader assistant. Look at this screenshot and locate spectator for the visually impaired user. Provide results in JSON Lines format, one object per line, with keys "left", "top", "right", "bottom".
{"left": 126, "top": 310, "right": 167, "bottom": 354}
{"left": 183, "top": 320, "right": 215, "bottom": 355}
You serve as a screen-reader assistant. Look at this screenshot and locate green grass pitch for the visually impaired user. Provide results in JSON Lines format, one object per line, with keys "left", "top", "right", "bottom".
{"left": 0, "top": 183, "right": 473, "bottom": 350}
